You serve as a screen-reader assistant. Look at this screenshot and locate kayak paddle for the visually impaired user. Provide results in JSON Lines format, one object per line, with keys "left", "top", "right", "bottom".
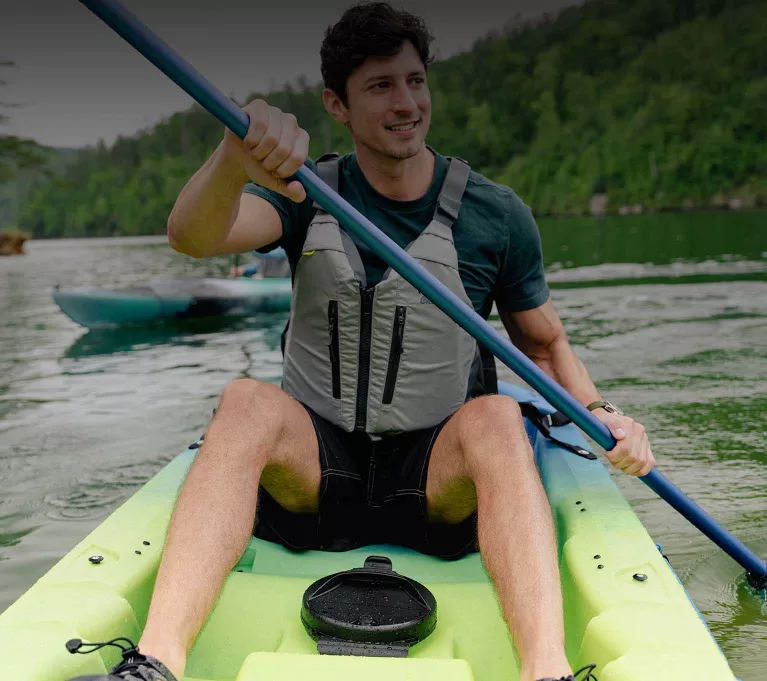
{"left": 77, "top": 0, "right": 767, "bottom": 588}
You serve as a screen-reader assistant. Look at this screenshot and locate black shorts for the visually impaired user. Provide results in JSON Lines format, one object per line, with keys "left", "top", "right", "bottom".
{"left": 253, "top": 404, "right": 478, "bottom": 560}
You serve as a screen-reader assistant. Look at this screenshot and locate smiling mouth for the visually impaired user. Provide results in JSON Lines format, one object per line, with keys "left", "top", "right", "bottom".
{"left": 386, "top": 120, "right": 419, "bottom": 132}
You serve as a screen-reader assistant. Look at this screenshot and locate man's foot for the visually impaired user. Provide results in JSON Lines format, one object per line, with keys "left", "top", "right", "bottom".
{"left": 536, "top": 663, "right": 598, "bottom": 681}
{"left": 65, "top": 638, "right": 177, "bottom": 681}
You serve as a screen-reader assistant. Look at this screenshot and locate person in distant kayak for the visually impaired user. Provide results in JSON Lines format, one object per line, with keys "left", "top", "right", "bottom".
{"left": 92, "top": 4, "right": 654, "bottom": 681}
{"left": 230, "top": 248, "right": 292, "bottom": 278}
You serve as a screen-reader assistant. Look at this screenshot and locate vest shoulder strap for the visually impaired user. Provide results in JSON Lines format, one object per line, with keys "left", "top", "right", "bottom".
{"left": 434, "top": 157, "right": 471, "bottom": 228}
{"left": 312, "top": 153, "right": 340, "bottom": 211}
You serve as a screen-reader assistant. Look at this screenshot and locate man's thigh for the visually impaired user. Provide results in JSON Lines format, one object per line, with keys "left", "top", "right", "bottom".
{"left": 425, "top": 394, "right": 530, "bottom": 525}
{"left": 213, "top": 379, "right": 322, "bottom": 514}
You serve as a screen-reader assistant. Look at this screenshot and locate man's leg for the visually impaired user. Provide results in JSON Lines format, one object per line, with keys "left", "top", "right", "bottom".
{"left": 138, "top": 379, "right": 321, "bottom": 678}
{"left": 426, "top": 395, "right": 571, "bottom": 681}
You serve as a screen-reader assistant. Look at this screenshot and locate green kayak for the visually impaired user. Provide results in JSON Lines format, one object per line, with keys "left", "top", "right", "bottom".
{"left": 53, "top": 277, "right": 292, "bottom": 329}
{"left": 0, "top": 383, "right": 735, "bottom": 681}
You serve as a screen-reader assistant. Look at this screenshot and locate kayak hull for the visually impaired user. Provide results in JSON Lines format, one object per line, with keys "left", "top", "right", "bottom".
{"left": 53, "top": 277, "right": 292, "bottom": 329}
{"left": 0, "top": 384, "right": 735, "bottom": 680}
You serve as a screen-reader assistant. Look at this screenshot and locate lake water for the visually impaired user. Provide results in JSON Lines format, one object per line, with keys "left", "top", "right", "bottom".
{"left": 1, "top": 211, "right": 766, "bottom": 679}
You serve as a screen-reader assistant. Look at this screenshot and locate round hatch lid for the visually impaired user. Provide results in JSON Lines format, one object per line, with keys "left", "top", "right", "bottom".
{"left": 301, "top": 555, "right": 437, "bottom": 656}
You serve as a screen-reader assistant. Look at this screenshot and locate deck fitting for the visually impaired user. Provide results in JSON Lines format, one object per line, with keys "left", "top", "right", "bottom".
{"left": 88, "top": 555, "right": 103, "bottom": 564}
{"left": 633, "top": 573, "right": 648, "bottom": 582}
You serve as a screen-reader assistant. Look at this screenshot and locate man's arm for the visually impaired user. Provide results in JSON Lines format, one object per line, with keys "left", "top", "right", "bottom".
{"left": 499, "top": 299, "right": 655, "bottom": 476}
{"left": 167, "top": 99, "right": 309, "bottom": 258}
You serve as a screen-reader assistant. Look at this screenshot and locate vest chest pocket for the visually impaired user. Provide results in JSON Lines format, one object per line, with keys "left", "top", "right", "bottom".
{"left": 327, "top": 300, "right": 341, "bottom": 399}
{"left": 382, "top": 305, "right": 407, "bottom": 405}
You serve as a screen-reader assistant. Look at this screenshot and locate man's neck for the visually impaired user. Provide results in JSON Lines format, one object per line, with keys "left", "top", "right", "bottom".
{"left": 354, "top": 144, "right": 435, "bottom": 201}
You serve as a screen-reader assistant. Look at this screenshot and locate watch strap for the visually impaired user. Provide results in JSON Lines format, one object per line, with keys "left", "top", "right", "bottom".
{"left": 586, "top": 400, "right": 607, "bottom": 412}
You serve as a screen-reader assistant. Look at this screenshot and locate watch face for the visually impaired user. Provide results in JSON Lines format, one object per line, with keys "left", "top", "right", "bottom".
{"left": 605, "top": 401, "right": 624, "bottom": 416}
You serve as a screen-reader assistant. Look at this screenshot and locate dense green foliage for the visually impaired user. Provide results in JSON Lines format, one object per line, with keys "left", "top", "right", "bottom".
{"left": 16, "top": 0, "right": 767, "bottom": 238}
{"left": 0, "top": 61, "right": 52, "bottom": 225}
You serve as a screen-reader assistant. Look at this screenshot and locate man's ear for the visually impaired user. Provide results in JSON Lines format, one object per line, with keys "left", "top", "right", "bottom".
{"left": 322, "top": 88, "right": 349, "bottom": 124}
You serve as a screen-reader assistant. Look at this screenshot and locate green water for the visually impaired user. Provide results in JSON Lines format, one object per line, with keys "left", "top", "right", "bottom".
{"left": 1, "top": 211, "right": 766, "bottom": 678}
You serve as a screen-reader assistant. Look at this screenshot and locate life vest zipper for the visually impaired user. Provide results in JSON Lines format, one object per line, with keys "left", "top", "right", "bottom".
{"left": 382, "top": 305, "right": 407, "bottom": 405}
{"left": 355, "top": 287, "right": 375, "bottom": 430}
{"left": 327, "top": 300, "right": 341, "bottom": 399}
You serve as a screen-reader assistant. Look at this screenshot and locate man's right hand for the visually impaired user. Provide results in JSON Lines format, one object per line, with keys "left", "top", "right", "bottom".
{"left": 222, "top": 99, "right": 310, "bottom": 203}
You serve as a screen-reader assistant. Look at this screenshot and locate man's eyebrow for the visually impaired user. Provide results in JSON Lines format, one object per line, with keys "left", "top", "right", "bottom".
{"left": 363, "top": 70, "right": 426, "bottom": 85}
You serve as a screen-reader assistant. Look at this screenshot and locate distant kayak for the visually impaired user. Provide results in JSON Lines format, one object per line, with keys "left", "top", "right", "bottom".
{"left": 53, "top": 276, "right": 292, "bottom": 329}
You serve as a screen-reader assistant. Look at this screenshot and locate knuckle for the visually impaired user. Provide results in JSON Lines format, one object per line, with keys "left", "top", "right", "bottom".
{"left": 262, "top": 133, "right": 278, "bottom": 148}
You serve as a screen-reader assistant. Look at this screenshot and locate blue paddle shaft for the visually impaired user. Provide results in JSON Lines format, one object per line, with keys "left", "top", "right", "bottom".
{"left": 78, "top": 0, "right": 767, "bottom": 579}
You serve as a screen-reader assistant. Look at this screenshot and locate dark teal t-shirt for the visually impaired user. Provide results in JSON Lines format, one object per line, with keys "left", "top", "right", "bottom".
{"left": 244, "top": 150, "right": 549, "bottom": 319}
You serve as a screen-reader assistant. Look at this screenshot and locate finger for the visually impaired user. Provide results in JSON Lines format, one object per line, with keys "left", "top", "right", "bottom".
{"left": 250, "top": 106, "right": 283, "bottom": 161}
{"left": 638, "top": 442, "right": 656, "bottom": 477}
{"left": 605, "top": 442, "right": 633, "bottom": 470}
{"left": 624, "top": 433, "right": 653, "bottom": 476}
{"left": 624, "top": 449, "right": 645, "bottom": 476}
{"left": 261, "top": 114, "right": 297, "bottom": 173}
{"left": 242, "top": 100, "right": 269, "bottom": 151}
{"left": 273, "top": 128, "right": 310, "bottom": 180}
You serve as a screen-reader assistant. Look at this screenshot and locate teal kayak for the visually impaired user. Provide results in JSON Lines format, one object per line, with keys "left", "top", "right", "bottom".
{"left": 53, "top": 277, "right": 292, "bottom": 329}
{"left": 0, "top": 383, "right": 736, "bottom": 680}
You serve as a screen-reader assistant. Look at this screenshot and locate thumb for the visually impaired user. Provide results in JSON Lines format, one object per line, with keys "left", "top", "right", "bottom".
{"left": 610, "top": 422, "right": 627, "bottom": 440}
{"left": 261, "top": 172, "right": 306, "bottom": 203}
{"left": 598, "top": 411, "right": 626, "bottom": 440}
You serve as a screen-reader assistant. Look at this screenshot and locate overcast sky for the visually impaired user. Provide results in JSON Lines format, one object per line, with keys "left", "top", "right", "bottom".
{"left": 1, "top": 0, "right": 580, "bottom": 148}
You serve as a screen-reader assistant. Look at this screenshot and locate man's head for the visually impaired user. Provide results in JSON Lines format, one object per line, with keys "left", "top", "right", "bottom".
{"left": 320, "top": 2, "right": 434, "bottom": 161}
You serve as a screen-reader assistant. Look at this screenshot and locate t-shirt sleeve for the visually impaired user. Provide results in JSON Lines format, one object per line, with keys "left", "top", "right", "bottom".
{"left": 494, "top": 192, "right": 550, "bottom": 312}
{"left": 241, "top": 159, "right": 317, "bottom": 258}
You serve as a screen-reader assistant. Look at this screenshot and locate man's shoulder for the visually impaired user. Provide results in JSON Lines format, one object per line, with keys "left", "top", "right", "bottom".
{"left": 458, "top": 165, "right": 534, "bottom": 234}
{"left": 465, "top": 167, "right": 521, "bottom": 209}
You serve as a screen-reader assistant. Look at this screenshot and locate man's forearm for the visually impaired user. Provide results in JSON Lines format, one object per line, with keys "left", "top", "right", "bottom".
{"left": 531, "top": 337, "right": 601, "bottom": 408}
{"left": 167, "top": 141, "right": 249, "bottom": 258}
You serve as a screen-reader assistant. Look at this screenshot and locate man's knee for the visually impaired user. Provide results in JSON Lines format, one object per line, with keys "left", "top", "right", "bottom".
{"left": 453, "top": 395, "right": 529, "bottom": 473}
{"left": 210, "top": 379, "right": 290, "bottom": 448}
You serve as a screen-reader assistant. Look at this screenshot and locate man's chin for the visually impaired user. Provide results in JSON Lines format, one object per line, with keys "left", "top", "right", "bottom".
{"left": 378, "top": 138, "right": 425, "bottom": 161}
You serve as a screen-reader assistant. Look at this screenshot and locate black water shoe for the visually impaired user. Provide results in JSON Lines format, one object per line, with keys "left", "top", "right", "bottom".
{"left": 537, "top": 663, "right": 598, "bottom": 681}
{"left": 65, "top": 638, "right": 177, "bottom": 681}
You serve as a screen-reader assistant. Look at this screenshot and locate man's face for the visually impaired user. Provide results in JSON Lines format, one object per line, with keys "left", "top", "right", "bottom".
{"left": 328, "top": 41, "right": 431, "bottom": 161}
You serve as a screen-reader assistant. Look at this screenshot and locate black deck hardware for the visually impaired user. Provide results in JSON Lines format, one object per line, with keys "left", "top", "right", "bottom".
{"left": 301, "top": 555, "right": 437, "bottom": 658}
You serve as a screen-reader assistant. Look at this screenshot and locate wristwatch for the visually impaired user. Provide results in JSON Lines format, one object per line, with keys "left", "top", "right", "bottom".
{"left": 586, "top": 400, "right": 624, "bottom": 416}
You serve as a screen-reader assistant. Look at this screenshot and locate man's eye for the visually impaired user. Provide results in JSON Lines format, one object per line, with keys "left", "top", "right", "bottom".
{"left": 412, "top": 77, "right": 425, "bottom": 85}
{"left": 374, "top": 82, "right": 390, "bottom": 89}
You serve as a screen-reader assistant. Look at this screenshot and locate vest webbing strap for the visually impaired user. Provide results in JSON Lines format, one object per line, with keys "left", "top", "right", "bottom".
{"left": 518, "top": 402, "right": 597, "bottom": 460}
{"left": 434, "top": 157, "right": 470, "bottom": 226}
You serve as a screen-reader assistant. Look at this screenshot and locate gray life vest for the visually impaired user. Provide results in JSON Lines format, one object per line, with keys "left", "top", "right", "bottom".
{"left": 282, "top": 155, "right": 479, "bottom": 434}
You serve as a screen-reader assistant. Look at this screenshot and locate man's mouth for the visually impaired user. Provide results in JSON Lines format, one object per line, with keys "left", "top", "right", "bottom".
{"left": 386, "top": 120, "right": 419, "bottom": 132}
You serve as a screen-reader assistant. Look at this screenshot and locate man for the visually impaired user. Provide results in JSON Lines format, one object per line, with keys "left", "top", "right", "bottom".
{"left": 72, "top": 4, "right": 653, "bottom": 681}
{"left": 230, "top": 248, "right": 291, "bottom": 278}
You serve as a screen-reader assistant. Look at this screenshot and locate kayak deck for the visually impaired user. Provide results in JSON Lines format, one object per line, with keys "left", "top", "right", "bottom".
{"left": 53, "top": 277, "right": 292, "bottom": 328}
{"left": 0, "top": 385, "right": 735, "bottom": 681}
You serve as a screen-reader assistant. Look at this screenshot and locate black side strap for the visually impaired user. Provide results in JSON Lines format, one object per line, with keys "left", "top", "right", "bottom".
{"left": 518, "top": 402, "right": 597, "bottom": 460}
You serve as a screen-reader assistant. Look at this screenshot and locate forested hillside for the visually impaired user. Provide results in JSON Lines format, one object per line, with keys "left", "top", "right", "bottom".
{"left": 17, "top": 0, "right": 767, "bottom": 238}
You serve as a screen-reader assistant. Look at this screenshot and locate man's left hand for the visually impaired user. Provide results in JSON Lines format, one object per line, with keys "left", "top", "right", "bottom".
{"left": 595, "top": 409, "right": 655, "bottom": 476}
